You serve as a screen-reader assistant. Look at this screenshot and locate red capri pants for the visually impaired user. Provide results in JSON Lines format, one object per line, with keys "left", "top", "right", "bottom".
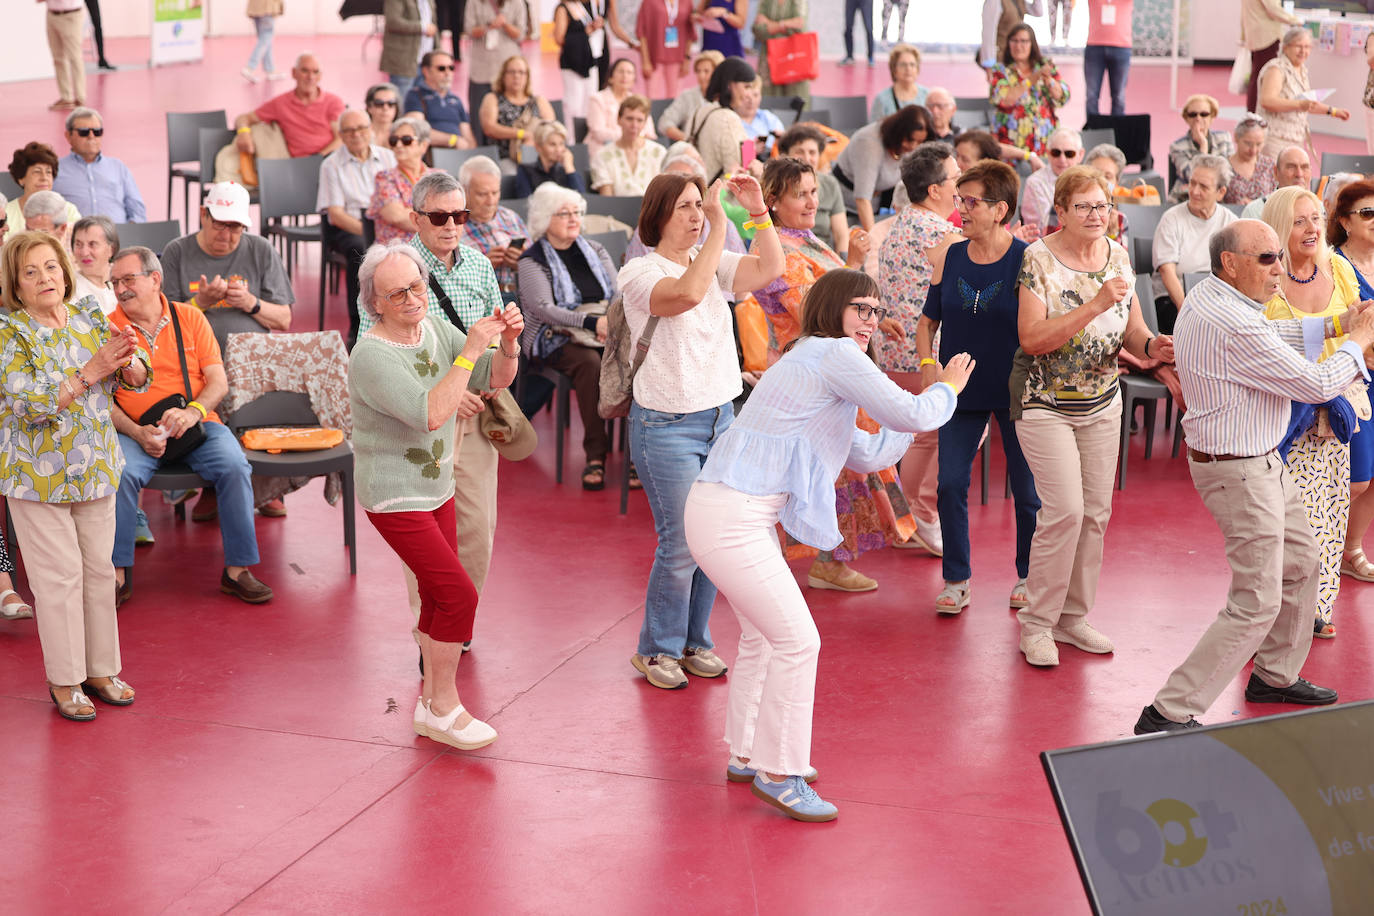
{"left": 365, "top": 497, "right": 478, "bottom": 643}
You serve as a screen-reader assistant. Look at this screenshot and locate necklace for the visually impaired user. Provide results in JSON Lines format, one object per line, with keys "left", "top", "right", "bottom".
{"left": 1287, "top": 262, "right": 1318, "bottom": 284}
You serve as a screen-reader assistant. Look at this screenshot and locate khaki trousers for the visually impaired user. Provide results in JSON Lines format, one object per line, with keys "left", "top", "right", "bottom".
{"left": 1153, "top": 453, "right": 1319, "bottom": 722}
{"left": 1014, "top": 397, "right": 1121, "bottom": 633}
{"left": 9, "top": 495, "right": 120, "bottom": 687}
{"left": 406, "top": 414, "right": 499, "bottom": 621}
{"left": 46, "top": 9, "right": 86, "bottom": 104}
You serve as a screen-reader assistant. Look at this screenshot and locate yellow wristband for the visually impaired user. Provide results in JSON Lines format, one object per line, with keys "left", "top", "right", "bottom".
{"left": 453, "top": 355, "right": 475, "bottom": 371}
{"left": 188, "top": 400, "right": 208, "bottom": 419}
{"left": 1334, "top": 314, "right": 1343, "bottom": 337}
{"left": 236, "top": 127, "right": 252, "bottom": 135}
{"left": 517, "top": 128, "right": 525, "bottom": 141}
{"left": 919, "top": 358, "right": 937, "bottom": 368}
{"left": 743, "top": 218, "right": 773, "bottom": 231}
{"left": 448, "top": 134, "right": 457, "bottom": 148}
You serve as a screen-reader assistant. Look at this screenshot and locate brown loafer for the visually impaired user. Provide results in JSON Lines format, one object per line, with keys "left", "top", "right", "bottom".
{"left": 192, "top": 490, "right": 219, "bottom": 522}
{"left": 258, "top": 498, "right": 287, "bottom": 518}
{"left": 83, "top": 675, "right": 135, "bottom": 706}
{"left": 220, "top": 568, "right": 274, "bottom": 604}
{"left": 49, "top": 685, "right": 96, "bottom": 721}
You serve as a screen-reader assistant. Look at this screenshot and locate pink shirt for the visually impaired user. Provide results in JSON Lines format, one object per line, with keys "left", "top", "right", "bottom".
{"left": 1086, "top": 0, "right": 1132, "bottom": 48}
{"left": 255, "top": 90, "right": 345, "bottom": 158}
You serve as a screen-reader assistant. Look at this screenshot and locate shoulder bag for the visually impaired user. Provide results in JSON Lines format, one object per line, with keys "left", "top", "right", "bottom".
{"left": 138, "top": 304, "right": 207, "bottom": 464}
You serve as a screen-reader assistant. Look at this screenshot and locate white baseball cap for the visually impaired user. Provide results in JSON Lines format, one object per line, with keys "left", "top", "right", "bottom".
{"left": 203, "top": 181, "right": 251, "bottom": 227}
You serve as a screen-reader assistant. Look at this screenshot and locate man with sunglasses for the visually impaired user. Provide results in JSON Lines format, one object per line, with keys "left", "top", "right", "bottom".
{"left": 358, "top": 171, "right": 504, "bottom": 642}
{"left": 52, "top": 107, "right": 146, "bottom": 223}
{"left": 1019, "top": 126, "right": 1081, "bottom": 235}
{"left": 403, "top": 51, "right": 476, "bottom": 151}
{"left": 318, "top": 109, "right": 397, "bottom": 347}
{"left": 1135, "top": 219, "right": 1374, "bottom": 733}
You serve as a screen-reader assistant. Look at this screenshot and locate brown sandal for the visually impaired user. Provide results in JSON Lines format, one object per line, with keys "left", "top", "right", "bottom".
{"left": 84, "top": 675, "right": 135, "bottom": 706}
{"left": 1341, "top": 548, "right": 1374, "bottom": 582}
{"left": 49, "top": 684, "right": 96, "bottom": 721}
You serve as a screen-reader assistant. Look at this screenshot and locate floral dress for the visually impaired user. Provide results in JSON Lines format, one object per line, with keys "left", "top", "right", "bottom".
{"left": 876, "top": 205, "right": 957, "bottom": 372}
{"left": 753, "top": 226, "right": 917, "bottom": 562}
{"left": 367, "top": 164, "right": 436, "bottom": 245}
{"left": 0, "top": 297, "right": 150, "bottom": 504}
{"left": 1224, "top": 154, "right": 1277, "bottom": 205}
{"left": 1011, "top": 238, "right": 1131, "bottom": 419}
{"left": 989, "top": 61, "right": 1069, "bottom": 156}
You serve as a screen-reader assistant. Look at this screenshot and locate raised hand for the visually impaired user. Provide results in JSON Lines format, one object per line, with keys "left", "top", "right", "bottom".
{"left": 938, "top": 353, "right": 976, "bottom": 394}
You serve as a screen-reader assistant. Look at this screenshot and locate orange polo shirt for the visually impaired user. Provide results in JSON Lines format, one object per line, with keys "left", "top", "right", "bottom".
{"left": 110, "top": 294, "right": 224, "bottom": 425}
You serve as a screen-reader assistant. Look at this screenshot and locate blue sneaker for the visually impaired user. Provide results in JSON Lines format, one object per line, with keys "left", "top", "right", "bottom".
{"left": 750, "top": 772, "right": 837, "bottom": 822}
{"left": 727, "top": 756, "right": 817, "bottom": 784}
{"left": 134, "top": 507, "right": 155, "bottom": 546}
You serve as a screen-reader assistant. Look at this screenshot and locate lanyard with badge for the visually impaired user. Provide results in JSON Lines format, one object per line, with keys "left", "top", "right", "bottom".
{"left": 664, "top": 0, "right": 680, "bottom": 49}
{"left": 1099, "top": 0, "right": 1116, "bottom": 26}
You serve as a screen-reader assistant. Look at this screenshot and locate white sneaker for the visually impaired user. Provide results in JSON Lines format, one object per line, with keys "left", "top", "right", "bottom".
{"left": 1052, "top": 621, "right": 1115, "bottom": 654}
{"left": 413, "top": 697, "right": 428, "bottom": 736}
{"left": 424, "top": 702, "right": 498, "bottom": 750}
{"left": 1019, "top": 630, "right": 1060, "bottom": 667}
{"left": 910, "top": 516, "right": 943, "bottom": 557}
{"left": 240, "top": 66, "right": 260, "bottom": 84}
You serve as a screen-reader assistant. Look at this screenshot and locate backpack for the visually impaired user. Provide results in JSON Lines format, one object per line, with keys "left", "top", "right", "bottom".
{"left": 597, "top": 293, "right": 659, "bottom": 419}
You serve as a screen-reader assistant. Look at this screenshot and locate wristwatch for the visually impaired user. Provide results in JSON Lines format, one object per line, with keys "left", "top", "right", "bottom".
{"left": 249, "top": 298, "right": 262, "bottom": 315}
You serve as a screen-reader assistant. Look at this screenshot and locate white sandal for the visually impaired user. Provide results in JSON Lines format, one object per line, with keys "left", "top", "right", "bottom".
{"left": 1009, "top": 578, "right": 1030, "bottom": 609}
{"left": 935, "top": 581, "right": 971, "bottom": 615}
{"left": 0, "top": 589, "right": 33, "bottom": 620}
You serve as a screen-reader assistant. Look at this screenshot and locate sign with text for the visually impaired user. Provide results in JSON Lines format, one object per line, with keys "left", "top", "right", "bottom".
{"left": 151, "top": 0, "right": 204, "bottom": 67}
{"left": 1042, "top": 701, "right": 1374, "bottom": 915}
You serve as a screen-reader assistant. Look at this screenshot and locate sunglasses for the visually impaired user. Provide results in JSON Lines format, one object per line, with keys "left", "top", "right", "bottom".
{"left": 370, "top": 99, "right": 398, "bottom": 108}
{"left": 1349, "top": 207, "right": 1374, "bottom": 221}
{"left": 850, "top": 303, "right": 889, "bottom": 321}
{"left": 1235, "top": 250, "right": 1283, "bottom": 265}
{"left": 431, "top": 64, "right": 455, "bottom": 73}
{"left": 72, "top": 127, "right": 104, "bottom": 137}
{"left": 389, "top": 135, "right": 420, "bottom": 146}
{"left": 1048, "top": 148, "right": 1078, "bottom": 158}
{"left": 1183, "top": 110, "right": 1212, "bottom": 119}
{"left": 418, "top": 209, "right": 471, "bottom": 226}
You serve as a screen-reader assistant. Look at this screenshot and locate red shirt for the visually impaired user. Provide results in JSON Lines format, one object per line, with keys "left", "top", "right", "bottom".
{"left": 256, "top": 90, "right": 345, "bottom": 157}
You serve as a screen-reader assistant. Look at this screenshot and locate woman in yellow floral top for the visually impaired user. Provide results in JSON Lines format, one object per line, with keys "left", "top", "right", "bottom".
{"left": 1012, "top": 167, "right": 1170, "bottom": 670}
{"left": 0, "top": 232, "right": 150, "bottom": 722}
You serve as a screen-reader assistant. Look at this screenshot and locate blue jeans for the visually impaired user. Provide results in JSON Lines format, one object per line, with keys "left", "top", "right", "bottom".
{"left": 629, "top": 400, "right": 733, "bottom": 658}
{"left": 113, "top": 422, "right": 260, "bottom": 569}
{"left": 843, "top": 0, "right": 874, "bottom": 62}
{"left": 246, "top": 15, "right": 276, "bottom": 73}
{"left": 1083, "top": 45, "right": 1131, "bottom": 118}
{"left": 937, "top": 409, "right": 1040, "bottom": 583}
{"left": 389, "top": 73, "right": 416, "bottom": 101}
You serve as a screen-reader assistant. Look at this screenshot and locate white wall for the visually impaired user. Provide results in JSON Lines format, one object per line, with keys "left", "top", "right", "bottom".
{"left": 96, "top": 0, "right": 375, "bottom": 39}
{"left": 0, "top": 3, "right": 56, "bottom": 85}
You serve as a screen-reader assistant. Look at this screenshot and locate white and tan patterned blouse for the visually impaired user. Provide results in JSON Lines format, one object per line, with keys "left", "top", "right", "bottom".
{"left": 1258, "top": 55, "right": 1311, "bottom": 160}
{"left": 590, "top": 141, "right": 666, "bottom": 197}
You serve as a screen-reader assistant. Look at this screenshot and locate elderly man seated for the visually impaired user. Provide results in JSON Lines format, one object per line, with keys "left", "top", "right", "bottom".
{"left": 925, "top": 87, "right": 958, "bottom": 141}
{"left": 1242, "top": 145, "right": 1312, "bottom": 219}
{"left": 107, "top": 246, "right": 273, "bottom": 606}
{"left": 403, "top": 51, "right": 476, "bottom": 151}
{"left": 220, "top": 53, "right": 345, "bottom": 184}
{"left": 457, "top": 155, "right": 528, "bottom": 303}
{"left": 51, "top": 107, "right": 146, "bottom": 223}
{"left": 1153, "top": 153, "right": 1237, "bottom": 333}
{"left": 1020, "top": 126, "right": 1082, "bottom": 234}
{"left": 22, "top": 190, "right": 73, "bottom": 245}
{"left": 318, "top": 108, "right": 396, "bottom": 347}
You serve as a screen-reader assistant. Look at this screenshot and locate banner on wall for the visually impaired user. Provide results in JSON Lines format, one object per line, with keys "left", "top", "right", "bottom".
{"left": 151, "top": 0, "right": 205, "bottom": 67}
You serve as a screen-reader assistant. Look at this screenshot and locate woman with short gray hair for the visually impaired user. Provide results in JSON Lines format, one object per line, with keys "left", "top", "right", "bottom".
{"left": 367, "top": 117, "right": 436, "bottom": 245}
{"left": 348, "top": 240, "right": 524, "bottom": 750}
{"left": 1224, "top": 113, "right": 1276, "bottom": 206}
{"left": 70, "top": 215, "right": 119, "bottom": 314}
{"left": 1259, "top": 26, "right": 1351, "bottom": 161}
{"left": 22, "top": 191, "right": 71, "bottom": 242}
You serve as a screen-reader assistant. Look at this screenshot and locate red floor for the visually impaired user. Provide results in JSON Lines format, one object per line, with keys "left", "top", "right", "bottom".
{"left": 3, "top": 35, "right": 1374, "bottom": 915}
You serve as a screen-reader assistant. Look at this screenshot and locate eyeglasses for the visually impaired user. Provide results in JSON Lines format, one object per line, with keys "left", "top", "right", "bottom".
{"left": 953, "top": 193, "right": 997, "bottom": 209}
{"left": 111, "top": 271, "right": 150, "bottom": 288}
{"left": 384, "top": 278, "right": 428, "bottom": 306}
{"left": 1071, "top": 202, "right": 1114, "bottom": 217}
{"left": 1349, "top": 207, "right": 1374, "bottom": 221}
{"left": 389, "top": 134, "right": 420, "bottom": 146}
{"left": 418, "top": 209, "right": 471, "bottom": 226}
{"left": 1048, "top": 148, "right": 1078, "bottom": 159}
{"left": 208, "top": 218, "right": 246, "bottom": 233}
{"left": 369, "top": 99, "right": 398, "bottom": 108}
{"left": 1234, "top": 250, "right": 1283, "bottom": 265}
{"left": 1183, "top": 110, "right": 1212, "bottom": 119}
{"left": 849, "top": 303, "right": 889, "bottom": 321}
{"left": 552, "top": 208, "right": 586, "bottom": 220}
{"left": 72, "top": 127, "right": 104, "bottom": 138}
{"left": 431, "top": 65, "right": 455, "bottom": 73}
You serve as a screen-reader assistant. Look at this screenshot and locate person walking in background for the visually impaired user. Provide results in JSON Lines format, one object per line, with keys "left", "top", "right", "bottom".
{"left": 1241, "top": 0, "right": 1300, "bottom": 116}
{"left": 753, "top": 0, "right": 811, "bottom": 107}
{"left": 1083, "top": 0, "right": 1133, "bottom": 118}
{"left": 242, "top": 0, "right": 286, "bottom": 84}
{"left": 40, "top": 0, "right": 87, "bottom": 111}
{"left": 381, "top": 0, "right": 438, "bottom": 100}
{"left": 840, "top": 0, "right": 874, "bottom": 67}
{"left": 85, "top": 0, "right": 113, "bottom": 70}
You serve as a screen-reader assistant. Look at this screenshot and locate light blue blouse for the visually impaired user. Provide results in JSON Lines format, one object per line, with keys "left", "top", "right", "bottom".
{"left": 697, "top": 336, "right": 957, "bottom": 549}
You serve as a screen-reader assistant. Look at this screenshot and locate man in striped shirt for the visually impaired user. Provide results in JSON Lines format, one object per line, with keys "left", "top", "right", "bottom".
{"left": 1136, "top": 220, "right": 1374, "bottom": 734}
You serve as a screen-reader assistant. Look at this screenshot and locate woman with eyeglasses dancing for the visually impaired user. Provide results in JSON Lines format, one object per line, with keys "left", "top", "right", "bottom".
{"left": 1012, "top": 165, "right": 1174, "bottom": 667}
{"left": 349, "top": 241, "right": 522, "bottom": 750}
{"left": 367, "top": 117, "right": 437, "bottom": 245}
{"left": 1168, "top": 94, "right": 1235, "bottom": 203}
{"left": 1330, "top": 179, "right": 1374, "bottom": 588}
{"left": 988, "top": 23, "right": 1069, "bottom": 158}
{"left": 915, "top": 159, "right": 1040, "bottom": 616}
{"left": 685, "top": 268, "right": 972, "bottom": 821}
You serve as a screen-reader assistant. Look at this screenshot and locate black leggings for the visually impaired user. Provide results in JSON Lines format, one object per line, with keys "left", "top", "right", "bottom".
{"left": 85, "top": 0, "right": 107, "bottom": 63}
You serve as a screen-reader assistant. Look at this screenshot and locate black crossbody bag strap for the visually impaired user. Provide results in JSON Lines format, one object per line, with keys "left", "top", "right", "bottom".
{"left": 167, "top": 303, "right": 194, "bottom": 399}
{"left": 427, "top": 275, "right": 468, "bottom": 334}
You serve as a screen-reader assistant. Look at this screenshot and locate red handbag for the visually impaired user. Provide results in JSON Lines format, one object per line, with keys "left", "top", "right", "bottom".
{"left": 766, "top": 31, "right": 819, "bottom": 85}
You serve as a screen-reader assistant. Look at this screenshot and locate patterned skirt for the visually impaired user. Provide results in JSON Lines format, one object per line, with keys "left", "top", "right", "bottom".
{"left": 1286, "top": 429, "right": 1350, "bottom": 625}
